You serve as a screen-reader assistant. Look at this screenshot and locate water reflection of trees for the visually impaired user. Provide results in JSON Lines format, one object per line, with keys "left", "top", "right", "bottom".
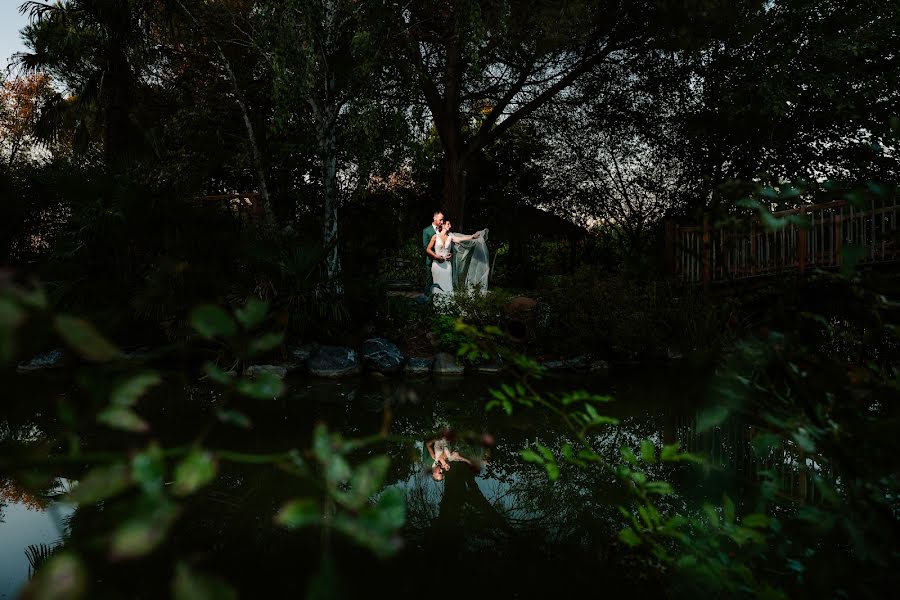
{"left": 398, "top": 395, "right": 836, "bottom": 558}
{"left": 395, "top": 398, "right": 688, "bottom": 552}
{"left": 0, "top": 420, "right": 56, "bottom": 513}
{"left": 0, "top": 373, "right": 838, "bottom": 596}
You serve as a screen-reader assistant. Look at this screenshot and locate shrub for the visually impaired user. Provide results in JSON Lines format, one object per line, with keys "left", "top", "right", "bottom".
{"left": 375, "top": 238, "right": 424, "bottom": 290}
{"left": 428, "top": 287, "right": 513, "bottom": 356}
{"left": 536, "top": 267, "right": 741, "bottom": 359}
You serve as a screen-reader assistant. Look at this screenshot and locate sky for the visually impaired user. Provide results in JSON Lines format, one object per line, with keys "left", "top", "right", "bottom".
{"left": 1, "top": 0, "right": 30, "bottom": 77}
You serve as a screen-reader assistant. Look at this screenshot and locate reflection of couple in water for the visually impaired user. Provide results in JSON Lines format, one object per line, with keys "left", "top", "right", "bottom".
{"left": 427, "top": 431, "right": 477, "bottom": 481}
{"left": 423, "top": 427, "right": 508, "bottom": 546}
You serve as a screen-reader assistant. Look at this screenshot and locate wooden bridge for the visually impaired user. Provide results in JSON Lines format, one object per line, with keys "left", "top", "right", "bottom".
{"left": 674, "top": 411, "right": 830, "bottom": 506}
{"left": 666, "top": 197, "right": 900, "bottom": 285}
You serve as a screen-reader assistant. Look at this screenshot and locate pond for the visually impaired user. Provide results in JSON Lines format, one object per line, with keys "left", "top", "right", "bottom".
{"left": 1, "top": 366, "right": 768, "bottom": 598}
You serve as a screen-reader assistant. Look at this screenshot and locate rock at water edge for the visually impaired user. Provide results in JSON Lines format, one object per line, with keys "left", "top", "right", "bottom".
{"left": 244, "top": 364, "right": 288, "bottom": 379}
{"left": 361, "top": 338, "right": 406, "bottom": 374}
{"left": 405, "top": 357, "right": 434, "bottom": 376}
{"left": 433, "top": 352, "right": 464, "bottom": 376}
{"left": 308, "top": 346, "right": 361, "bottom": 378}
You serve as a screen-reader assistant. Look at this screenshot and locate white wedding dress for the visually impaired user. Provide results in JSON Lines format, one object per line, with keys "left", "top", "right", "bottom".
{"left": 431, "top": 234, "right": 454, "bottom": 296}
{"left": 430, "top": 229, "right": 490, "bottom": 300}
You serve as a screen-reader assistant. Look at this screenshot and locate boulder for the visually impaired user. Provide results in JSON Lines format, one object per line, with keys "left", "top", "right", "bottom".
{"left": 433, "top": 352, "right": 464, "bottom": 376}
{"left": 506, "top": 296, "right": 538, "bottom": 315}
{"left": 405, "top": 357, "right": 434, "bottom": 376}
{"left": 475, "top": 353, "right": 503, "bottom": 375}
{"left": 589, "top": 359, "right": 611, "bottom": 375}
{"left": 361, "top": 338, "right": 405, "bottom": 374}
{"left": 505, "top": 296, "right": 539, "bottom": 342}
{"left": 289, "top": 343, "right": 317, "bottom": 363}
{"left": 308, "top": 346, "right": 361, "bottom": 378}
{"left": 285, "top": 343, "right": 317, "bottom": 372}
{"left": 476, "top": 363, "right": 502, "bottom": 375}
{"left": 123, "top": 347, "right": 153, "bottom": 360}
{"left": 17, "top": 349, "right": 65, "bottom": 373}
{"left": 543, "top": 355, "right": 589, "bottom": 372}
{"left": 244, "top": 364, "right": 288, "bottom": 379}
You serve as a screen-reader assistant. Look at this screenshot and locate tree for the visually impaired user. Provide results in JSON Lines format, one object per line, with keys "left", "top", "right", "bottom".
{"left": 18, "top": 0, "right": 285, "bottom": 225}
{"left": 265, "top": 0, "right": 397, "bottom": 293}
{"left": 173, "top": 0, "right": 278, "bottom": 229}
{"left": 0, "top": 73, "right": 54, "bottom": 170}
{"left": 538, "top": 52, "right": 696, "bottom": 256}
{"left": 678, "top": 0, "right": 900, "bottom": 204}
{"left": 390, "top": 0, "right": 750, "bottom": 227}
{"left": 17, "top": 0, "right": 163, "bottom": 167}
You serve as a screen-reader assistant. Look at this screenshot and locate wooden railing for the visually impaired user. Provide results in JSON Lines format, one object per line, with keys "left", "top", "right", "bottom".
{"left": 667, "top": 197, "right": 900, "bottom": 284}
{"left": 675, "top": 412, "right": 829, "bottom": 506}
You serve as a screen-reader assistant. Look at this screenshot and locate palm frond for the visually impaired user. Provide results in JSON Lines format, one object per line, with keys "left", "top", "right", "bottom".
{"left": 25, "top": 542, "right": 60, "bottom": 577}
{"left": 19, "top": 1, "right": 65, "bottom": 22}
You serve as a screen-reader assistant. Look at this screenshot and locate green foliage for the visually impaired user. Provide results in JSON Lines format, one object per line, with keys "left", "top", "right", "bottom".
{"left": 189, "top": 297, "right": 288, "bottom": 393}
{"left": 375, "top": 239, "right": 424, "bottom": 289}
{"left": 537, "top": 268, "right": 742, "bottom": 359}
{"left": 1, "top": 0, "right": 898, "bottom": 595}
{"left": 189, "top": 306, "right": 238, "bottom": 340}
{"left": 428, "top": 288, "right": 513, "bottom": 359}
{"left": 431, "top": 314, "right": 469, "bottom": 356}
{"left": 1, "top": 282, "right": 408, "bottom": 598}
{"left": 53, "top": 315, "right": 122, "bottom": 362}
{"left": 458, "top": 172, "right": 900, "bottom": 594}
{"left": 276, "top": 423, "right": 405, "bottom": 557}
{"left": 693, "top": 274, "right": 900, "bottom": 590}
{"left": 21, "top": 553, "right": 88, "bottom": 600}
{"left": 372, "top": 292, "right": 429, "bottom": 346}
{"left": 172, "top": 451, "right": 218, "bottom": 497}
{"left": 461, "top": 320, "right": 787, "bottom": 594}
{"left": 172, "top": 563, "right": 237, "bottom": 600}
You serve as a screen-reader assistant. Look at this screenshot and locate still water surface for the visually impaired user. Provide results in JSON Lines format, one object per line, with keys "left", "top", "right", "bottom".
{"left": 2, "top": 366, "right": 747, "bottom": 597}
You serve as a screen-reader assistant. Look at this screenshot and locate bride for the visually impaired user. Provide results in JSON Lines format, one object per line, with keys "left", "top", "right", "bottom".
{"left": 426, "top": 220, "right": 489, "bottom": 297}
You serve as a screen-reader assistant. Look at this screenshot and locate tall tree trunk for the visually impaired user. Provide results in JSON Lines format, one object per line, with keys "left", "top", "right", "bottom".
{"left": 223, "top": 57, "right": 276, "bottom": 231}
{"left": 317, "top": 0, "right": 343, "bottom": 294}
{"left": 442, "top": 149, "right": 467, "bottom": 227}
{"left": 320, "top": 111, "right": 343, "bottom": 295}
{"left": 405, "top": 7, "right": 632, "bottom": 234}
{"left": 102, "top": 45, "right": 132, "bottom": 171}
{"left": 440, "top": 20, "right": 466, "bottom": 229}
{"left": 176, "top": 0, "right": 276, "bottom": 230}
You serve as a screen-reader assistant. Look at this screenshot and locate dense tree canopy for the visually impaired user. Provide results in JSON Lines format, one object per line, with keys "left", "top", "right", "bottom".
{"left": 1, "top": 4, "right": 900, "bottom": 598}
{"left": 0, "top": 0, "right": 897, "bottom": 300}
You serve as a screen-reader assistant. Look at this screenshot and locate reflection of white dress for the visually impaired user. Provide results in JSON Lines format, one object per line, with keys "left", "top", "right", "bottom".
{"left": 432, "top": 438, "right": 450, "bottom": 466}
{"left": 431, "top": 234, "right": 453, "bottom": 295}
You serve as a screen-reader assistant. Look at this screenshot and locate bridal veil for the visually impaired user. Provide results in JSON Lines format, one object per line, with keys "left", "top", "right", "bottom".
{"left": 450, "top": 228, "right": 490, "bottom": 292}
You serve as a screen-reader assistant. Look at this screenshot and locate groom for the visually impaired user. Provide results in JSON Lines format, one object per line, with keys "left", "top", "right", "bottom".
{"left": 422, "top": 210, "right": 444, "bottom": 296}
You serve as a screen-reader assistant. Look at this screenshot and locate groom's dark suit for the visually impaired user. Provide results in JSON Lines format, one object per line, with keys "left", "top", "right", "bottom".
{"left": 422, "top": 223, "right": 436, "bottom": 295}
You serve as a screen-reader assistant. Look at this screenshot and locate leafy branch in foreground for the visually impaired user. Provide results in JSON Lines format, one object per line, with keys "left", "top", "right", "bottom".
{"left": 456, "top": 320, "right": 784, "bottom": 597}
{"left": 1, "top": 282, "right": 407, "bottom": 599}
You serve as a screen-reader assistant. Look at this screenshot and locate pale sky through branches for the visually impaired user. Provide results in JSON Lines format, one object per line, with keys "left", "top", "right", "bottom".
{"left": 1, "top": 1, "right": 30, "bottom": 78}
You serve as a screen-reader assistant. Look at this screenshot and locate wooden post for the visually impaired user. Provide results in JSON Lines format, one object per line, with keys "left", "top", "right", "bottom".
{"left": 834, "top": 207, "right": 843, "bottom": 267}
{"left": 798, "top": 207, "right": 807, "bottom": 275}
{"left": 798, "top": 449, "right": 808, "bottom": 505}
{"left": 664, "top": 218, "right": 676, "bottom": 277}
{"left": 750, "top": 221, "right": 758, "bottom": 276}
{"left": 703, "top": 214, "right": 711, "bottom": 292}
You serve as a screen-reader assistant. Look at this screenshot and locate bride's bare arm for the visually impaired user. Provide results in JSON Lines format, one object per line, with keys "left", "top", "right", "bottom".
{"left": 426, "top": 235, "right": 444, "bottom": 261}
{"left": 450, "top": 232, "right": 480, "bottom": 242}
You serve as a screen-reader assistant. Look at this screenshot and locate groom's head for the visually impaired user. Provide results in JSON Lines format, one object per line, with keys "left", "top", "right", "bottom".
{"left": 432, "top": 211, "right": 444, "bottom": 228}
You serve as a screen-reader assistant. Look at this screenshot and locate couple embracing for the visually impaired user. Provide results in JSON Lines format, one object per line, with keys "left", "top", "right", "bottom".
{"left": 421, "top": 210, "right": 490, "bottom": 299}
